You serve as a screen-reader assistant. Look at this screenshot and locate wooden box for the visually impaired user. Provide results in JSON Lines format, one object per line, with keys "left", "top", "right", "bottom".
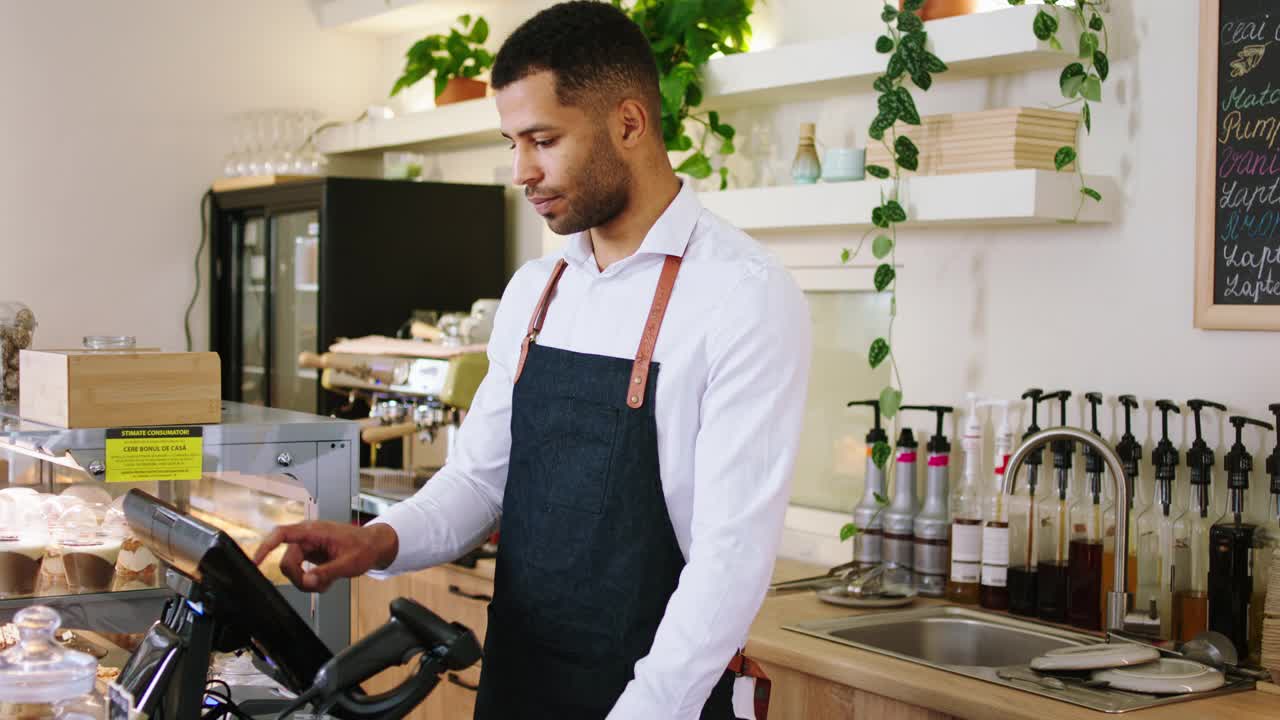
{"left": 18, "top": 349, "right": 221, "bottom": 428}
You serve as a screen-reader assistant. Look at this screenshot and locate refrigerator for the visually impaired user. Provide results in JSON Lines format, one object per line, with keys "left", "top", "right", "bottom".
{"left": 210, "top": 177, "right": 506, "bottom": 415}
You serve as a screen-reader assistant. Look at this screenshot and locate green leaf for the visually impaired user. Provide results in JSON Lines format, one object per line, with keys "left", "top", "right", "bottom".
{"left": 1033, "top": 10, "right": 1059, "bottom": 41}
{"left": 911, "top": 70, "right": 932, "bottom": 91}
{"left": 840, "top": 523, "right": 859, "bottom": 542}
{"left": 719, "top": 165, "right": 729, "bottom": 191}
{"left": 897, "top": 11, "right": 923, "bottom": 34}
{"left": 718, "top": 138, "right": 735, "bottom": 155}
{"left": 1048, "top": 35, "right": 1063, "bottom": 51}
{"left": 872, "top": 75, "right": 895, "bottom": 94}
{"left": 660, "top": 62, "right": 697, "bottom": 115}
{"left": 1009, "top": 0, "right": 1026, "bottom": 5}
{"left": 887, "top": 52, "right": 906, "bottom": 80}
{"left": 894, "top": 135, "right": 918, "bottom": 159}
{"left": 873, "top": 234, "right": 894, "bottom": 259}
{"left": 924, "top": 52, "right": 948, "bottom": 73}
{"left": 675, "top": 151, "right": 713, "bottom": 179}
{"left": 1082, "top": 75, "right": 1102, "bottom": 102}
{"left": 869, "top": 113, "right": 894, "bottom": 141}
{"left": 903, "top": 0, "right": 925, "bottom": 10}
{"left": 874, "top": 263, "right": 896, "bottom": 292}
{"left": 872, "top": 206, "right": 889, "bottom": 228}
{"left": 894, "top": 87, "right": 920, "bottom": 125}
{"left": 1054, "top": 145, "right": 1076, "bottom": 171}
{"left": 873, "top": 490, "right": 890, "bottom": 506}
{"left": 876, "top": 35, "right": 895, "bottom": 54}
{"left": 1090, "top": 13, "right": 1104, "bottom": 31}
{"left": 866, "top": 164, "right": 891, "bottom": 179}
{"left": 1094, "top": 50, "right": 1110, "bottom": 82}
{"left": 1079, "top": 31, "right": 1098, "bottom": 60}
{"left": 1081, "top": 186, "right": 1102, "bottom": 202}
{"left": 1083, "top": 102, "right": 1091, "bottom": 133}
{"left": 884, "top": 200, "right": 907, "bottom": 223}
{"left": 880, "top": 386, "right": 903, "bottom": 419}
{"left": 841, "top": 248, "right": 851, "bottom": 264}
{"left": 708, "top": 110, "right": 720, "bottom": 131}
{"left": 458, "top": 14, "right": 471, "bottom": 28}
{"left": 896, "top": 152, "right": 919, "bottom": 172}
{"left": 470, "top": 17, "right": 489, "bottom": 44}
{"left": 881, "top": 4, "right": 898, "bottom": 22}
{"left": 1059, "top": 62, "right": 1086, "bottom": 93}
{"left": 872, "top": 444, "right": 892, "bottom": 471}
{"left": 869, "top": 338, "right": 890, "bottom": 368}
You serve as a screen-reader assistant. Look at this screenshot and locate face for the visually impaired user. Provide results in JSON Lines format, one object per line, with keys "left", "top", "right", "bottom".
{"left": 497, "top": 71, "right": 631, "bottom": 235}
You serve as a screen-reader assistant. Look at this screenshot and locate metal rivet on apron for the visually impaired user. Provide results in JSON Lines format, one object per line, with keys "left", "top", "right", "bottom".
{"left": 630, "top": 396, "right": 638, "bottom": 403}
{"left": 633, "top": 376, "right": 641, "bottom": 384}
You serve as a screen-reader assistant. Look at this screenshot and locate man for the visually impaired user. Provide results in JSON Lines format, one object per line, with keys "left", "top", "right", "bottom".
{"left": 254, "top": 2, "right": 810, "bottom": 718}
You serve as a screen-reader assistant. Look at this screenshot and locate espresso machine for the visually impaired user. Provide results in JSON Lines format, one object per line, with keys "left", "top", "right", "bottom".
{"left": 298, "top": 334, "right": 489, "bottom": 519}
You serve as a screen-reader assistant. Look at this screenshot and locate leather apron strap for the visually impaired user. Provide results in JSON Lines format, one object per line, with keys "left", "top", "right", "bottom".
{"left": 515, "top": 255, "right": 683, "bottom": 410}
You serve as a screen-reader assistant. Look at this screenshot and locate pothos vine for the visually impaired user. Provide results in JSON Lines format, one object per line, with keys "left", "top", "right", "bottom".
{"left": 1012, "top": 0, "right": 1111, "bottom": 218}
{"left": 837, "top": 1, "right": 1110, "bottom": 543}
{"left": 839, "top": 0, "right": 948, "bottom": 491}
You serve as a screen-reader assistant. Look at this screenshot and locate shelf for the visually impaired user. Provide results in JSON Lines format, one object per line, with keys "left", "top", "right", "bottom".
{"left": 311, "top": 0, "right": 503, "bottom": 35}
{"left": 697, "top": 170, "right": 1118, "bottom": 231}
{"left": 295, "top": 283, "right": 320, "bottom": 292}
{"left": 315, "top": 6, "right": 1068, "bottom": 157}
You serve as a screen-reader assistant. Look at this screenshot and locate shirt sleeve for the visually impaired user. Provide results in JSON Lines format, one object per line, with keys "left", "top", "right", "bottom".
{"left": 366, "top": 269, "right": 531, "bottom": 576}
{"left": 608, "top": 260, "right": 812, "bottom": 719}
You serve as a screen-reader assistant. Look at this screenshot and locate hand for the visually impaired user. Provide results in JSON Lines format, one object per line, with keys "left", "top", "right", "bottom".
{"left": 253, "top": 521, "right": 399, "bottom": 593}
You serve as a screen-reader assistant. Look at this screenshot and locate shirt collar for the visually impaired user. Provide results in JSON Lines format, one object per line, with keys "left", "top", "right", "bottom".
{"left": 564, "top": 180, "right": 700, "bottom": 268}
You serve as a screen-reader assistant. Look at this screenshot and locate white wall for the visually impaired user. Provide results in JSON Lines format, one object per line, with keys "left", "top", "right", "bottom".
{"left": 0, "top": 0, "right": 381, "bottom": 352}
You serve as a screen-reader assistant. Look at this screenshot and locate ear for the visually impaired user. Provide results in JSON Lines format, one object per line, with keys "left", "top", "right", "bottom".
{"left": 615, "top": 97, "right": 651, "bottom": 149}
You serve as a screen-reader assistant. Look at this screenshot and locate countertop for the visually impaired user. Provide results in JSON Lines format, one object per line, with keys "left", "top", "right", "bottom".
{"left": 747, "top": 559, "right": 1279, "bottom": 720}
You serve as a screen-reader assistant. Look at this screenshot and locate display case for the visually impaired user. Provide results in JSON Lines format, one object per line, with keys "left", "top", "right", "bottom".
{"left": 0, "top": 401, "right": 357, "bottom": 655}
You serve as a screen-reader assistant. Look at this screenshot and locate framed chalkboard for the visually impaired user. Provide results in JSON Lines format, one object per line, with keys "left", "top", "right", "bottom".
{"left": 1196, "top": 0, "right": 1280, "bottom": 329}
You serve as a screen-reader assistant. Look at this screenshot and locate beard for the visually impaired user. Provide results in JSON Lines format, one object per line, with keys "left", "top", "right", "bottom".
{"left": 537, "top": 130, "right": 631, "bottom": 235}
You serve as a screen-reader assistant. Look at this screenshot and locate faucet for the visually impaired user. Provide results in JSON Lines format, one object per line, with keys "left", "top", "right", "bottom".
{"left": 1000, "top": 426, "right": 1134, "bottom": 633}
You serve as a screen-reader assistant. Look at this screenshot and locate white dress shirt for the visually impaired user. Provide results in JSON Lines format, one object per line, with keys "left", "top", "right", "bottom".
{"left": 370, "top": 180, "right": 812, "bottom": 719}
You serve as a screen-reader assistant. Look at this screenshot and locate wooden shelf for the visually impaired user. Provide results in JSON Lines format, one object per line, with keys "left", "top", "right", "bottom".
{"left": 697, "top": 170, "right": 1118, "bottom": 231}
{"left": 316, "top": 6, "right": 1069, "bottom": 157}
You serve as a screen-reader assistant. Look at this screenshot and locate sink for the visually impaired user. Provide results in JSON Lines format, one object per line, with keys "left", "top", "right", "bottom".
{"left": 785, "top": 606, "right": 1254, "bottom": 713}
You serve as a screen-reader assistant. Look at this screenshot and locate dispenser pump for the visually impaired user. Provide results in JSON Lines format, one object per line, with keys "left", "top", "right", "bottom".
{"left": 1083, "top": 392, "right": 1105, "bottom": 474}
{"left": 1021, "top": 388, "right": 1049, "bottom": 468}
{"left": 1116, "top": 395, "right": 1143, "bottom": 482}
{"left": 1187, "top": 399, "right": 1227, "bottom": 491}
{"left": 902, "top": 405, "right": 955, "bottom": 454}
{"left": 1048, "top": 390, "right": 1074, "bottom": 471}
{"left": 1152, "top": 400, "right": 1181, "bottom": 490}
{"left": 1224, "top": 415, "right": 1274, "bottom": 521}
{"left": 847, "top": 399, "right": 888, "bottom": 445}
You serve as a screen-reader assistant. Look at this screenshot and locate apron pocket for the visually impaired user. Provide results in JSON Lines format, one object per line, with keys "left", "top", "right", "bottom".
{"left": 546, "top": 398, "right": 619, "bottom": 515}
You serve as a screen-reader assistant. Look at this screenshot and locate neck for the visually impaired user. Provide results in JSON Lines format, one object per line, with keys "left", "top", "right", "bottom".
{"left": 589, "top": 170, "right": 682, "bottom": 271}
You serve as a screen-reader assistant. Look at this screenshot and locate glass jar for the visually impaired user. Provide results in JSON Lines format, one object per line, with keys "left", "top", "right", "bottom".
{"left": 81, "top": 337, "right": 135, "bottom": 352}
{"left": 0, "top": 606, "right": 104, "bottom": 719}
{"left": 0, "top": 302, "right": 37, "bottom": 405}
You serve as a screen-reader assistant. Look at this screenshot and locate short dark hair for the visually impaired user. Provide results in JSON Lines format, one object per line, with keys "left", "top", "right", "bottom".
{"left": 492, "top": 1, "right": 661, "bottom": 121}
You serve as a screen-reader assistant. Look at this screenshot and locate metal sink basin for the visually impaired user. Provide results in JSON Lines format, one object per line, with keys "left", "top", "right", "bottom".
{"left": 785, "top": 606, "right": 1254, "bottom": 713}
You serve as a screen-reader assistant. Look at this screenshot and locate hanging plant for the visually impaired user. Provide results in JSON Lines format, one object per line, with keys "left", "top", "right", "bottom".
{"left": 1010, "top": 0, "right": 1110, "bottom": 218}
{"left": 613, "top": 0, "right": 755, "bottom": 190}
{"left": 841, "top": 0, "right": 948, "bottom": 475}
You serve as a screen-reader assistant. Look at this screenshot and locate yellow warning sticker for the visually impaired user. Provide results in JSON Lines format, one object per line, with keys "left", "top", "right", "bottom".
{"left": 104, "top": 427, "right": 203, "bottom": 483}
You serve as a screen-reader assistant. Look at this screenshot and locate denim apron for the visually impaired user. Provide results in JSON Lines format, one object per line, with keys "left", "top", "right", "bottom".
{"left": 473, "top": 255, "right": 738, "bottom": 719}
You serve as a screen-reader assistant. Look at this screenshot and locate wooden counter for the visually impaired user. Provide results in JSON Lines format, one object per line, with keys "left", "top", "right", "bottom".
{"left": 747, "top": 559, "right": 1279, "bottom": 719}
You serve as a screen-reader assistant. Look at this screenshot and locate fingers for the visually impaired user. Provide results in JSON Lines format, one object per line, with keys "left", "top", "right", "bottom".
{"left": 279, "top": 542, "right": 308, "bottom": 589}
{"left": 253, "top": 523, "right": 311, "bottom": 565}
{"left": 304, "top": 546, "right": 372, "bottom": 593}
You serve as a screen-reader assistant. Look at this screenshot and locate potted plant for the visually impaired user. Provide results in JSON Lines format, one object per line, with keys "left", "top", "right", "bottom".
{"left": 391, "top": 15, "right": 495, "bottom": 106}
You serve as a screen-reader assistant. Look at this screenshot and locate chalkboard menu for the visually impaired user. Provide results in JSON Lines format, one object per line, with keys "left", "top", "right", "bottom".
{"left": 1196, "top": 0, "right": 1280, "bottom": 329}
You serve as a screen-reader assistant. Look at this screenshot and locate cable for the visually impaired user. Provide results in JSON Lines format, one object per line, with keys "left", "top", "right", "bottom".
{"left": 185, "top": 189, "right": 213, "bottom": 352}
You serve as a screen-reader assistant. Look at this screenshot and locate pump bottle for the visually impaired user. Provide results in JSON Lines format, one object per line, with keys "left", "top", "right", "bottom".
{"left": 882, "top": 426, "right": 921, "bottom": 593}
{"left": 980, "top": 399, "right": 1015, "bottom": 610}
{"left": 902, "top": 405, "right": 955, "bottom": 598}
{"left": 848, "top": 400, "right": 890, "bottom": 570}
{"left": 947, "top": 394, "right": 984, "bottom": 604}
